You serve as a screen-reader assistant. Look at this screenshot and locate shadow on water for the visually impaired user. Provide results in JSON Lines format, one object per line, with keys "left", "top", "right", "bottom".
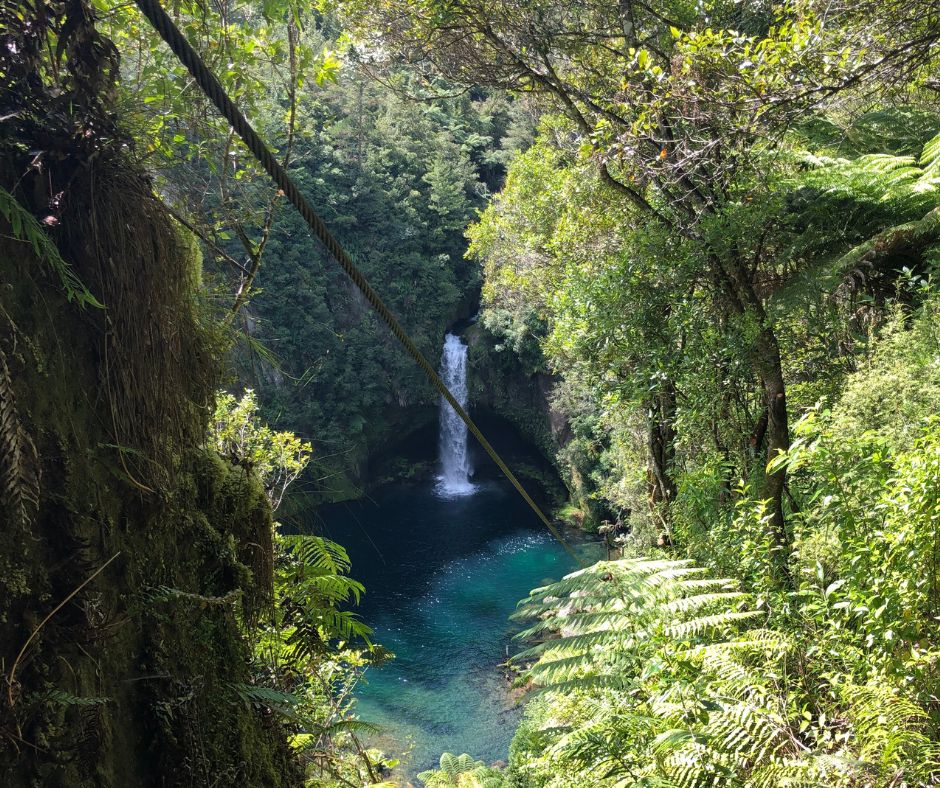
{"left": 307, "top": 479, "right": 601, "bottom": 778}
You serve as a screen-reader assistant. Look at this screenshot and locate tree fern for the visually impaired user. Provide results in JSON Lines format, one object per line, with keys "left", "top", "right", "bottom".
{"left": 847, "top": 684, "right": 940, "bottom": 780}
{"left": 793, "top": 130, "right": 940, "bottom": 294}
{"left": 418, "top": 752, "right": 507, "bottom": 787}
{"left": 508, "top": 556, "right": 940, "bottom": 786}
{"left": 274, "top": 535, "right": 373, "bottom": 663}
{"left": 511, "top": 559, "right": 757, "bottom": 684}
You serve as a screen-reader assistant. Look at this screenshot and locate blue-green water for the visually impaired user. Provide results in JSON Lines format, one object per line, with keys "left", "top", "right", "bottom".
{"left": 316, "top": 480, "right": 597, "bottom": 776}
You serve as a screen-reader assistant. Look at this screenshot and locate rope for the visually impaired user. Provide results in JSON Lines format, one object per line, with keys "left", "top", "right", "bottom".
{"left": 131, "top": 0, "right": 584, "bottom": 566}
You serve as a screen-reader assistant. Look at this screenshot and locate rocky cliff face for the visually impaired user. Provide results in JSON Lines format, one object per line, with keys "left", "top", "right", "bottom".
{"left": 302, "top": 321, "right": 570, "bottom": 508}
{"left": 465, "top": 324, "right": 564, "bottom": 464}
{"left": 465, "top": 323, "right": 610, "bottom": 527}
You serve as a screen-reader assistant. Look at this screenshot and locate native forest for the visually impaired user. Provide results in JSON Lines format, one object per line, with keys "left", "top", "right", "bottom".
{"left": 3, "top": 0, "right": 940, "bottom": 786}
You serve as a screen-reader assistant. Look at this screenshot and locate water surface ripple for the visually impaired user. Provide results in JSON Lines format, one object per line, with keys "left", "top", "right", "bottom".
{"left": 316, "top": 480, "right": 598, "bottom": 776}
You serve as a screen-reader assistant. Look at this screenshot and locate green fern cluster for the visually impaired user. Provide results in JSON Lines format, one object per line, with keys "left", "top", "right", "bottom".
{"left": 508, "top": 558, "right": 940, "bottom": 786}
{"left": 276, "top": 535, "right": 373, "bottom": 662}
{"left": 418, "top": 752, "right": 507, "bottom": 787}
{"left": 802, "top": 130, "right": 940, "bottom": 212}
{"left": 511, "top": 559, "right": 757, "bottom": 689}
{"left": 248, "top": 533, "right": 392, "bottom": 784}
{"left": 793, "top": 128, "right": 940, "bottom": 292}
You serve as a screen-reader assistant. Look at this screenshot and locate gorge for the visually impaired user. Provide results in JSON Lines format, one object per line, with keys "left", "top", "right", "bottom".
{"left": 7, "top": 1, "right": 940, "bottom": 785}
{"left": 312, "top": 330, "right": 597, "bottom": 777}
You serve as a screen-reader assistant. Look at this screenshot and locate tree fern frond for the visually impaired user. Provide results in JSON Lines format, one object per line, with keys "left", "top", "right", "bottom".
{"left": 279, "top": 534, "right": 352, "bottom": 574}
{"left": 315, "top": 718, "right": 381, "bottom": 737}
{"left": 680, "top": 629, "right": 790, "bottom": 660}
{"left": 42, "top": 689, "right": 111, "bottom": 706}
{"left": 417, "top": 752, "right": 507, "bottom": 787}
{"left": 661, "top": 610, "right": 763, "bottom": 640}
{"left": 0, "top": 185, "right": 102, "bottom": 309}
{"left": 919, "top": 131, "right": 940, "bottom": 177}
{"left": 707, "top": 701, "right": 792, "bottom": 762}
{"left": 847, "top": 682, "right": 940, "bottom": 778}
{"left": 229, "top": 682, "right": 302, "bottom": 721}
{"left": 514, "top": 628, "right": 638, "bottom": 665}
{"left": 659, "top": 591, "right": 749, "bottom": 616}
{"left": 0, "top": 349, "right": 40, "bottom": 530}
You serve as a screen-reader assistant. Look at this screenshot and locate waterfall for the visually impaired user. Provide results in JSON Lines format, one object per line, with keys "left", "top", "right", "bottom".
{"left": 437, "top": 333, "right": 475, "bottom": 497}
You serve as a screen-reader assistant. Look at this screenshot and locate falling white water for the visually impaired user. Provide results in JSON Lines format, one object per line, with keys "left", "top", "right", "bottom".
{"left": 437, "top": 333, "right": 475, "bottom": 497}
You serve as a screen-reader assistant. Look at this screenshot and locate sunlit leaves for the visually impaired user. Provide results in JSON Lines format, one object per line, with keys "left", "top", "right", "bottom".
{"left": 210, "top": 389, "right": 312, "bottom": 511}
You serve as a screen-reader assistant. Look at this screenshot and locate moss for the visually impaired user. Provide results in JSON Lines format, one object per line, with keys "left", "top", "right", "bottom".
{"left": 0, "top": 153, "right": 299, "bottom": 785}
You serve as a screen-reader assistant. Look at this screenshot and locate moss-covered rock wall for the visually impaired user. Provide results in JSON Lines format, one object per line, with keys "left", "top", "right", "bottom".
{"left": 0, "top": 142, "right": 298, "bottom": 787}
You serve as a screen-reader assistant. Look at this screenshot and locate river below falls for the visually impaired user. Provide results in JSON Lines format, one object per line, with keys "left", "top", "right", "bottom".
{"left": 313, "top": 479, "right": 601, "bottom": 779}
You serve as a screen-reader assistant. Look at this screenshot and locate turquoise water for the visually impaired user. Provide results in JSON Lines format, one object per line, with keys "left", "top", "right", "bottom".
{"left": 316, "top": 480, "right": 598, "bottom": 777}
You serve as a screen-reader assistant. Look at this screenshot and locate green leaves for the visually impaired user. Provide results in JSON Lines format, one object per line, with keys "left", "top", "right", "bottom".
{"left": 313, "top": 49, "right": 342, "bottom": 86}
{"left": 210, "top": 389, "right": 312, "bottom": 512}
{"left": 508, "top": 555, "right": 816, "bottom": 784}
{"left": 512, "top": 558, "right": 756, "bottom": 689}
{"left": 230, "top": 683, "right": 304, "bottom": 721}
{"left": 249, "top": 531, "right": 381, "bottom": 783}
{"left": 276, "top": 534, "right": 373, "bottom": 652}
{"left": 506, "top": 537, "right": 940, "bottom": 785}
{"left": 418, "top": 752, "right": 507, "bottom": 787}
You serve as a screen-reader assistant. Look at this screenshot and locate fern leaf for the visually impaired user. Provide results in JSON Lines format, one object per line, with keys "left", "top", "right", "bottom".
{"left": 919, "top": 131, "right": 940, "bottom": 177}
{"left": 42, "top": 689, "right": 111, "bottom": 706}
{"left": 0, "top": 349, "right": 40, "bottom": 530}
{"left": 228, "top": 682, "right": 302, "bottom": 721}
{"left": 0, "top": 185, "right": 102, "bottom": 309}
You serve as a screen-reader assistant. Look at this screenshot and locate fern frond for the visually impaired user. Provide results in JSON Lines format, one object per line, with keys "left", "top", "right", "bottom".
{"left": 661, "top": 610, "right": 763, "bottom": 640}
{"left": 229, "top": 682, "right": 302, "bottom": 721}
{"left": 315, "top": 718, "right": 380, "bottom": 737}
{"left": 659, "top": 591, "right": 748, "bottom": 615}
{"left": 0, "top": 185, "right": 102, "bottom": 309}
{"left": 0, "top": 349, "right": 40, "bottom": 530}
{"left": 919, "top": 131, "right": 940, "bottom": 178}
{"left": 279, "top": 534, "right": 352, "bottom": 574}
{"left": 680, "top": 629, "right": 791, "bottom": 661}
{"left": 514, "top": 629, "right": 640, "bottom": 665}
{"left": 41, "top": 689, "right": 111, "bottom": 706}
{"left": 418, "top": 752, "right": 507, "bottom": 787}
{"left": 847, "top": 683, "right": 940, "bottom": 779}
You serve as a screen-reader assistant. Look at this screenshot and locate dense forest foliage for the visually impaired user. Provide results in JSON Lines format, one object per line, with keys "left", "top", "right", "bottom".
{"left": 92, "top": 0, "right": 540, "bottom": 500}
{"left": 334, "top": 0, "right": 940, "bottom": 783}
{"left": 3, "top": 0, "right": 940, "bottom": 785}
{"left": 238, "top": 78, "right": 534, "bottom": 499}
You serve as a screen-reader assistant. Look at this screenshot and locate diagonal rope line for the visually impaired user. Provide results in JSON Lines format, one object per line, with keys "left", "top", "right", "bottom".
{"left": 131, "top": 0, "right": 584, "bottom": 566}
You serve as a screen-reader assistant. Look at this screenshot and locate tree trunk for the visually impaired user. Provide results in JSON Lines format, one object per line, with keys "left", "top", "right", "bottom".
{"left": 648, "top": 380, "right": 677, "bottom": 546}
{"left": 754, "top": 328, "right": 792, "bottom": 583}
{"left": 715, "top": 253, "right": 793, "bottom": 584}
{"left": 749, "top": 405, "right": 769, "bottom": 458}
